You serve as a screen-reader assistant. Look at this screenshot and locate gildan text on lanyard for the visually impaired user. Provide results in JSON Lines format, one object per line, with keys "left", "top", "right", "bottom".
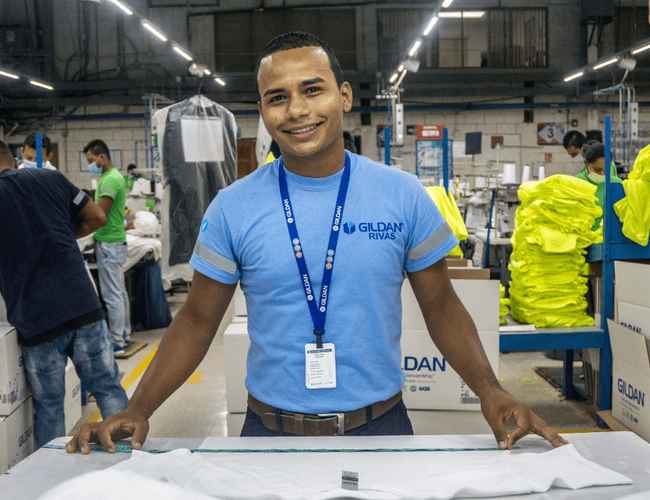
{"left": 278, "top": 153, "right": 351, "bottom": 349}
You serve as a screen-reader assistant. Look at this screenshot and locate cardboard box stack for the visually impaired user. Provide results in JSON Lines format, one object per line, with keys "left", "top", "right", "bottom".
{"left": 401, "top": 275, "right": 500, "bottom": 411}
{"left": 0, "top": 324, "right": 34, "bottom": 473}
{"left": 224, "top": 285, "right": 249, "bottom": 435}
{"left": 610, "top": 262, "right": 650, "bottom": 442}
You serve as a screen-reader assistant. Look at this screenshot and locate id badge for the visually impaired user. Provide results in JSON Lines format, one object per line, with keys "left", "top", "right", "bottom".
{"left": 305, "top": 343, "right": 337, "bottom": 389}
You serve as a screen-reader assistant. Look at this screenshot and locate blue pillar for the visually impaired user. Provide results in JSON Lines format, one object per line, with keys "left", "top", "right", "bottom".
{"left": 35, "top": 132, "right": 44, "bottom": 169}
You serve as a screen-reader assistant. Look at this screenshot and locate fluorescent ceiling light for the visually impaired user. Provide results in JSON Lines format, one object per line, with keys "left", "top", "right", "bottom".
{"left": 397, "top": 64, "right": 405, "bottom": 72}
{"left": 173, "top": 45, "right": 193, "bottom": 62}
{"left": 441, "top": 0, "right": 454, "bottom": 7}
{"left": 563, "top": 71, "right": 584, "bottom": 82}
{"left": 408, "top": 39, "right": 422, "bottom": 57}
{"left": 142, "top": 20, "right": 168, "bottom": 42}
{"left": 593, "top": 57, "right": 619, "bottom": 70}
{"left": 423, "top": 16, "right": 439, "bottom": 36}
{"left": 29, "top": 80, "right": 54, "bottom": 90}
{"left": 203, "top": 69, "right": 211, "bottom": 76}
{"left": 106, "top": 0, "right": 133, "bottom": 16}
{"left": 632, "top": 43, "right": 650, "bottom": 55}
{"left": 0, "top": 69, "right": 20, "bottom": 80}
{"left": 439, "top": 11, "right": 485, "bottom": 18}
{"left": 389, "top": 72, "right": 398, "bottom": 84}
{"left": 214, "top": 77, "right": 226, "bottom": 86}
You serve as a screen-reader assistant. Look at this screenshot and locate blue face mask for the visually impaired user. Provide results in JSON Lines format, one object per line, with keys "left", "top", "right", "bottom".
{"left": 88, "top": 162, "right": 102, "bottom": 176}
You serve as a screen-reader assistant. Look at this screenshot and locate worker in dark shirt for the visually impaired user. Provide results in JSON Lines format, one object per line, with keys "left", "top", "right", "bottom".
{"left": 0, "top": 140, "right": 127, "bottom": 448}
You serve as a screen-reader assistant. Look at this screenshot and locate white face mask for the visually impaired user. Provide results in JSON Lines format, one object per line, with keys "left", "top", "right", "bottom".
{"left": 588, "top": 172, "right": 605, "bottom": 184}
{"left": 21, "top": 159, "right": 37, "bottom": 168}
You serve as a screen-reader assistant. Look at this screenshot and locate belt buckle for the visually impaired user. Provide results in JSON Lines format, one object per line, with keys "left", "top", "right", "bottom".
{"left": 317, "top": 413, "right": 345, "bottom": 435}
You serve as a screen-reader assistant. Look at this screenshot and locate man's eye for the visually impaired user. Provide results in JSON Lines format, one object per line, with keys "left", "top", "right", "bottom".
{"left": 306, "top": 87, "right": 322, "bottom": 95}
{"left": 269, "top": 95, "right": 286, "bottom": 104}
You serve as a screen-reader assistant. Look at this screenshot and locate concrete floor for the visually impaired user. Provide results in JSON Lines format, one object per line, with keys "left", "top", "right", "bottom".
{"left": 80, "top": 293, "right": 601, "bottom": 440}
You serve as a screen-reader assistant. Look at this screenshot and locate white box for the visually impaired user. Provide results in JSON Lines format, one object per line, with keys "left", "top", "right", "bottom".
{"left": 401, "top": 329, "right": 500, "bottom": 411}
{"left": 609, "top": 320, "right": 650, "bottom": 442}
{"left": 223, "top": 322, "right": 250, "bottom": 413}
{"left": 64, "top": 361, "right": 82, "bottom": 435}
{"left": 234, "top": 285, "right": 247, "bottom": 317}
{"left": 226, "top": 412, "right": 246, "bottom": 437}
{"left": 615, "top": 261, "right": 650, "bottom": 309}
{"left": 0, "top": 325, "right": 30, "bottom": 416}
{"left": 618, "top": 302, "right": 650, "bottom": 340}
{"left": 402, "top": 279, "right": 499, "bottom": 332}
{"left": 0, "top": 397, "right": 34, "bottom": 474}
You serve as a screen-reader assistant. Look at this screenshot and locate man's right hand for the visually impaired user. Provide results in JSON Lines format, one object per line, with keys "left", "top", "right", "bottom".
{"left": 66, "top": 411, "right": 150, "bottom": 454}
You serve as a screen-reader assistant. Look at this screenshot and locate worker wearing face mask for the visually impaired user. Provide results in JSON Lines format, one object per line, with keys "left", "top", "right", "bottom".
{"left": 19, "top": 133, "right": 57, "bottom": 170}
{"left": 576, "top": 140, "right": 622, "bottom": 227}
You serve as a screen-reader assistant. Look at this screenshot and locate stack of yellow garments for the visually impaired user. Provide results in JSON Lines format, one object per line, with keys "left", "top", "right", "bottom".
{"left": 499, "top": 284, "right": 510, "bottom": 326}
{"left": 426, "top": 186, "right": 468, "bottom": 258}
{"left": 509, "top": 175, "right": 602, "bottom": 328}
{"left": 615, "top": 145, "right": 650, "bottom": 246}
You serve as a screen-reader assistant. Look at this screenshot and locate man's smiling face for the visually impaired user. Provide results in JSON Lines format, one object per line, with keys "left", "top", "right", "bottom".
{"left": 257, "top": 46, "right": 352, "bottom": 163}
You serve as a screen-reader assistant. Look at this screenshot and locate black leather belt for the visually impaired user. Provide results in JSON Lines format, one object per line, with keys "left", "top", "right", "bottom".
{"left": 247, "top": 392, "right": 402, "bottom": 436}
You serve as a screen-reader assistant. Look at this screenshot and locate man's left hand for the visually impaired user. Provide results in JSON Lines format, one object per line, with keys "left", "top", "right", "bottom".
{"left": 480, "top": 387, "right": 568, "bottom": 449}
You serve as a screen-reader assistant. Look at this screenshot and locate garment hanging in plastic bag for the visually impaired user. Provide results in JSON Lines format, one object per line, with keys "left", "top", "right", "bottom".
{"left": 426, "top": 186, "right": 468, "bottom": 258}
{"left": 509, "top": 176, "right": 602, "bottom": 328}
{"left": 614, "top": 144, "right": 650, "bottom": 246}
{"left": 153, "top": 95, "right": 238, "bottom": 283}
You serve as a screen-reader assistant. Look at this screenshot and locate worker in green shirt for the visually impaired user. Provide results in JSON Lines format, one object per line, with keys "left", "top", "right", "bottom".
{"left": 575, "top": 140, "right": 622, "bottom": 227}
{"left": 84, "top": 140, "right": 131, "bottom": 355}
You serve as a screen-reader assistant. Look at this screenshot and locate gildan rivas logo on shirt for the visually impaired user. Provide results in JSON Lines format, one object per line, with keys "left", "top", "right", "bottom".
{"left": 343, "top": 222, "right": 404, "bottom": 240}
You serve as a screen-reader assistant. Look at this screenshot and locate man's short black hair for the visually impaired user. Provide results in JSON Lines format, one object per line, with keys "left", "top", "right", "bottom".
{"left": 583, "top": 141, "right": 605, "bottom": 164}
{"left": 23, "top": 132, "right": 52, "bottom": 154}
{"left": 255, "top": 31, "right": 344, "bottom": 88}
{"left": 0, "top": 140, "right": 15, "bottom": 167}
{"left": 563, "top": 130, "right": 586, "bottom": 150}
{"left": 127, "top": 163, "right": 136, "bottom": 172}
{"left": 83, "top": 139, "right": 111, "bottom": 160}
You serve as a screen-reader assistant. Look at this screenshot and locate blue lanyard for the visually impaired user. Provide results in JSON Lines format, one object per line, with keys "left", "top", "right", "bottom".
{"left": 278, "top": 153, "right": 351, "bottom": 348}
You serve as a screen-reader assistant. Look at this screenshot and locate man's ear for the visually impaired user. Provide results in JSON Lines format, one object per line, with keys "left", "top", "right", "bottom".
{"left": 340, "top": 82, "right": 353, "bottom": 113}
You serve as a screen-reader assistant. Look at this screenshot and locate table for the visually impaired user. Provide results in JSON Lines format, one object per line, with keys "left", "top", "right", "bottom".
{"left": 2, "top": 432, "right": 649, "bottom": 499}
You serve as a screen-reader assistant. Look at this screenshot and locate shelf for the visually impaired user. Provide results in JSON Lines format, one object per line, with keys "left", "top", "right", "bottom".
{"left": 500, "top": 327, "right": 606, "bottom": 352}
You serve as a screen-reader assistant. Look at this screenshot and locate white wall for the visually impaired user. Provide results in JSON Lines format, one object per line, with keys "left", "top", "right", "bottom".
{"left": 9, "top": 102, "right": 650, "bottom": 190}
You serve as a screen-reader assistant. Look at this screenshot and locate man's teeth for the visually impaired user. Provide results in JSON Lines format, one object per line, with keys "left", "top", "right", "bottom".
{"left": 289, "top": 124, "right": 319, "bottom": 134}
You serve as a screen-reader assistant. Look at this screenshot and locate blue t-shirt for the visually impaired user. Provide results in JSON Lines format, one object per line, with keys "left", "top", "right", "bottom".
{"left": 191, "top": 152, "right": 457, "bottom": 413}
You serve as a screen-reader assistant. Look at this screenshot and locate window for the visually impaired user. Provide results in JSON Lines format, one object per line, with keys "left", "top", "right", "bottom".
{"left": 378, "top": 8, "right": 547, "bottom": 70}
{"left": 208, "top": 9, "right": 356, "bottom": 73}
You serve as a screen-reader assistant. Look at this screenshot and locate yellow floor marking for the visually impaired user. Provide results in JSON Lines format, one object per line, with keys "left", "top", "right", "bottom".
{"left": 186, "top": 370, "right": 203, "bottom": 385}
{"left": 85, "top": 344, "right": 159, "bottom": 423}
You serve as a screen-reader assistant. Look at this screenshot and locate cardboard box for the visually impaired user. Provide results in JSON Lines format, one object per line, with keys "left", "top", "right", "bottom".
{"left": 402, "top": 279, "right": 499, "bottom": 332}
{"left": 609, "top": 320, "right": 650, "bottom": 442}
{"left": 445, "top": 258, "right": 470, "bottom": 267}
{"left": 615, "top": 261, "right": 650, "bottom": 309}
{"left": 0, "top": 325, "right": 30, "bottom": 416}
{"left": 226, "top": 412, "right": 246, "bottom": 437}
{"left": 64, "top": 361, "right": 82, "bottom": 435}
{"left": 401, "top": 329, "right": 500, "bottom": 411}
{"left": 223, "top": 322, "right": 250, "bottom": 413}
{"left": 0, "top": 397, "right": 34, "bottom": 474}
{"left": 447, "top": 267, "right": 491, "bottom": 280}
{"left": 233, "top": 285, "right": 247, "bottom": 317}
{"left": 0, "top": 295, "right": 6, "bottom": 322}
{"left": 617, "top": 302, "right": 650, "bottom": 340}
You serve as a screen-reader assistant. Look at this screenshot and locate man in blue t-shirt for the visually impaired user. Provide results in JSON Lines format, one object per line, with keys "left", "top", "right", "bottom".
{"left": 0, "top": 141, "right": 128, "bottom": 448}
{"left": 70, "top": 32, "right": 566, "bottom": 454}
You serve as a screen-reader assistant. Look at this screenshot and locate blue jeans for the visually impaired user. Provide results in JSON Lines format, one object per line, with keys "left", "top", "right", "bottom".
{"left": 240, "top": 399, "right": 414, "bottom": 437}
{"left": 21, "top": 320, "right": 128, "bottom": 448}
{"left": 96, "top": 241, "right": 131, "bottom": 347}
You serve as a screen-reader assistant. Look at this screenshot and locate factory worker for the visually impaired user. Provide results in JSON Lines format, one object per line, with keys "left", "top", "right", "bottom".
{"left": 563, "top": 129, "right": 587, "bottom": 166}
{"left": 68, "top": 31, "right": 567, "bottom": 454}
{"left": 19, "top": 133, "right": 57, "bottom": 170}
{"left": 576, "top": 141, "right": 622, "bottom": 227}
{"left": 0, "top": 140, "right": 128, "bottom": 448}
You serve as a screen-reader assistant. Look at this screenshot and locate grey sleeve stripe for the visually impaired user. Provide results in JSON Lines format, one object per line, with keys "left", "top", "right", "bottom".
{"left": 194, "top": 240, "right": 237, "bottom": 274}
{"left": 73, "top": 191, "right": 86, "bottom": 206}
{"left": 100, "top": 188, "right": 117, "bottom": 199}
{"left": 408, "top": 222, "right": 454, "bottom": 261}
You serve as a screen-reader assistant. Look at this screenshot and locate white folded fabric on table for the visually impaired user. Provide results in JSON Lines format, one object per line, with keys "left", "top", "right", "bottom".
{"left": 39, "top": 443, "right": 631, "bottom": 500}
